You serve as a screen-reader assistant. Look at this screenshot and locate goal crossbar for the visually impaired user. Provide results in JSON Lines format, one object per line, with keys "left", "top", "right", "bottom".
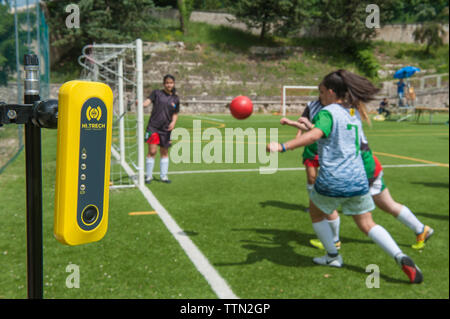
{"left": 281, "top": 85, "right": 317, "bottom": 116}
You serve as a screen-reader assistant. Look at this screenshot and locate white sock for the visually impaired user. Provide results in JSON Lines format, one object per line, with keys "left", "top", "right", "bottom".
{"left": 312, "top": 220, "right": 338, "bottom": 256}
{"left": 328, "top": 216, "right": 340, "bottom": 243}
{"left": 306, "top": 184, "right": 314, "bottom": 197}
{"left": 368, "top": 225, "right": 403, "bottom": 260}
{"left": 146, "top": 157, "right": 155, "bottom": 179}
{"left": 160, "top": 157, "right": 169, "bottom": 179}
{"left": 396, "top": 206, "right": 424, "bottom": 235}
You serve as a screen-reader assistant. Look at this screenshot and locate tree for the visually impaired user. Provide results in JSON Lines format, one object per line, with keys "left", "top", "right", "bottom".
{"left": 231, "top": 0, "right": 392, "bottom": 42}
{"left": 191, "top": 0, "right": 233, "bottom": 11}
{"left": 0, "top": 4, "right": 14, "bottom": 86}
{"left": 232, "top": 0, "right": 296, "bottom": 40}
{"left": 0, "top": 2, "right": 29, "bottom": 86}
{"left": 385, "top": 0, "right": 448, "bottom": 23}
{"left": 43, "top": 0, "right": 158, "bottom": 67}
{"left": 413, "top": 7, "right": 448, "bottom": 54}
{"left": 274, "top": 0, "right": 321, "bottom": 38}
{"left": 177, "top": 0, "right": 194, "bottom": 35}
{"left": 317, "top": 1, "right": 383, "bottom": 44}
{"left": 413, "top": 22, "right": 446, "bottom": 54}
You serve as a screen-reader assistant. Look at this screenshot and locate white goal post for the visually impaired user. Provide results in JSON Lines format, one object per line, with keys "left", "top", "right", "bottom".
{"left": 281, "top": 85, "right": 318, "bottom": 116}
{"left": 78, "top": 39, "right": 145, "bottom": 188}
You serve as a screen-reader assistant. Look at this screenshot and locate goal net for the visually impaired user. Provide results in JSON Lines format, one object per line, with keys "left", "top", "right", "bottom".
{"left": 281, "top": 85, "right": 318, "bottom": 116}
{"left": 78, "top": 39, "right": 145, "bottom": 188}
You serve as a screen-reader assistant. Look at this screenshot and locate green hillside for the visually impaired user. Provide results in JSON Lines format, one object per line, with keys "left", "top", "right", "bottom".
{"left": 53, "top": 20, "right": 449, "bottom": 97}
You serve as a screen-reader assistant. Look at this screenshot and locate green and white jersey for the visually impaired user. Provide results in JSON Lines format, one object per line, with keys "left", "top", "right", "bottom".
{"left": 359, "top": 128, "right": 378, "bottom": 184}
{"left": 313, "top": 104, "right": 369, "bottom": 197}
{"left": 302, "top": 100, "right": 322, "bottom": 162}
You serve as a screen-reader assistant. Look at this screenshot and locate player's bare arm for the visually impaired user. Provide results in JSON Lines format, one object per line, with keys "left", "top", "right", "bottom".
{"left": 267, "top": 128, "right": 324, "bottom": 152}
{"left": 280, "top": 117, "right": 310, "bottom": 131}
{"left": 143, "top": 98, "right": 151, "bottom": 108}
{"left": 168, "top": 113, "right": 178, "bottom": 131}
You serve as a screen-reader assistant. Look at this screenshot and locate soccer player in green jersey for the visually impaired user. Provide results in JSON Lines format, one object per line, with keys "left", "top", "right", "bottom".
{"left": 269, "top": 70, "right": 423, "bottom": 283}
{"left": 282, "top": 108, "right": 434, "bottom": 250}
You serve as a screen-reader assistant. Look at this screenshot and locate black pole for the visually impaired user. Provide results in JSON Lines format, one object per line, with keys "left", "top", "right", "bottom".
{"left": 24, "top": 54, "right": 43, "bottom": 299}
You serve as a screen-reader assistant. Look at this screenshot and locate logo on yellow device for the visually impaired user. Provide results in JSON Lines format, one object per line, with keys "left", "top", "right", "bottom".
{"left": 86, "top": 106, "right": 102, "bottom": 121}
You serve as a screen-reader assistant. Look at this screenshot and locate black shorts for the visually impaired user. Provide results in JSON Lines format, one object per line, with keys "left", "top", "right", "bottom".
{"left": 145, "top": 127, "right": 172, "bottom": 148}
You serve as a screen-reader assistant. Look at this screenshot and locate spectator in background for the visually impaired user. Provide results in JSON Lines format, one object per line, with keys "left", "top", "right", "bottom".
{"left": 406, "top": 83, "right": 416, "bottom": 107}
{"left": 378, "top": 98, "right": 391, "bottom": 117}
{"left": 397, "top": 79, "right": 406, "bottom": 107}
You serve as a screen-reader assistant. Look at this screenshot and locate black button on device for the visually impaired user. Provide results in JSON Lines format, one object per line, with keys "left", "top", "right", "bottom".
{"left": 82, "top": 206, "right": 98, "bottom": 225}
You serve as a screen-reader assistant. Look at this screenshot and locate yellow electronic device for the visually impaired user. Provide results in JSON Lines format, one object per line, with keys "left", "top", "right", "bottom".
{"left": 54, "top": 81, "right": 113, "bottom": 245}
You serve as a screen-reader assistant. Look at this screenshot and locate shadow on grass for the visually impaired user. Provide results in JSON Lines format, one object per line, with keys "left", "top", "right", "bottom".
{"left": 414, "top": 212, "right": 449, "bottom": 221}
{"left": 214, "top": 228, "right": 372, "bottom": 266}
{"left": 179, "top": 230, "right": 199, "bottom": 237}
{"left": 343, "top": 263, "right": 407, "bottom": 284}
{"left": 411, "top": 181, "right": 449, "bottom": 189}
{"left": 214, "top": 228, "right": 406, "bottom": 284}
{"left": 214, "top": 228, "right": 313, "bottom": 267}
{"left": 259, "top": 200, "right": 309, "bottom": 212}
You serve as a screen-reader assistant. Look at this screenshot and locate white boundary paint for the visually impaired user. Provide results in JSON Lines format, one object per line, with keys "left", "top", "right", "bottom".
{"left": 152, "top": 163, "right": 445, "bottom": 175}
{"left": 112, "top": 146, "right": 238, "bottom": 298}
{"left": 138, "top": 185, "right": 239, "bottom": 299}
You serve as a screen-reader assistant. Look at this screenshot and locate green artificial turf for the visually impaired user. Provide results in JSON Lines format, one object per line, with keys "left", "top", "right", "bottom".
{"left": 0, "top": 113, "right": 448, "bottom": 299}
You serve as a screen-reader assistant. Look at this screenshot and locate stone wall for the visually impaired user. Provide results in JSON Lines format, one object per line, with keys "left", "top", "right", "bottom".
{"left": 375, "top": 23, "right": 449, "bottom": 44}
{"left": 0, "top": 83, "right": 60, "bottom": 102}
{"left": 414, "top": 88, "right": 449, "bottom": 108}
{"left": 2, "top": 84, "right": 446, "bottom": 115}
{"left": 172, "top": 90, "right": 449, "bottom": 114}
{"left": 190, "top": 11, "right": 450, "bottom": 44}
{"left": 190, "top": 11, "right": 260, "bottom": 35}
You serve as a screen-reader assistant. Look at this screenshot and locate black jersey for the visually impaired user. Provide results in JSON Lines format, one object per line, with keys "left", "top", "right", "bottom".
{"left": 147, "top": 89, "right": 180, "bottom": 131}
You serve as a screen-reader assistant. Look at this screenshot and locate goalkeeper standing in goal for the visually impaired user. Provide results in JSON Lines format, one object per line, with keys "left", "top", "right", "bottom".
{"left": 143, "top": 74, "right": 180, "bottom": 184}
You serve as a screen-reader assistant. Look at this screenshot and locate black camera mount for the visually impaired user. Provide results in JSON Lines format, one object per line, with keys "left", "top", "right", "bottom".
{"left": 0, "top": 99, "right": 58, "bottom": 128}
{"left": 0, "top": 54, "right": 58, "bottom": 299}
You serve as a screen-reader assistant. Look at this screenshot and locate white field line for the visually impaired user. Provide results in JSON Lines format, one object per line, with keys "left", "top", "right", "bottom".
{"left": 382, "top": 164, "right": 446, "bottom": 168}
{"left": 189, "top": 115, "right": 225, "bottom": 122}
{"left": 114, "top": 146, "right": 238, "bottom": 298}
{"left": 153, "top": 163, "right": 446, "bottom": 175}
{"left": 138, "top": 184, "right": 238, "bottom": 299}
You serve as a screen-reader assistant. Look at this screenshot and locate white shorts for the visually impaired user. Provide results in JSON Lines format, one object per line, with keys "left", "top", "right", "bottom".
{"left": 310, "top": 188, "right": 375, "bottom": 216}
{"left": 370, "top": 171, "right": 386, "bottom": 196}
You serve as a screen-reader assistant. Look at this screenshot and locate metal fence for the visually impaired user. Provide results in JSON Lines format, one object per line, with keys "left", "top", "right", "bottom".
{"left": 0, "top": 0, "right": 50, "bottom": 174}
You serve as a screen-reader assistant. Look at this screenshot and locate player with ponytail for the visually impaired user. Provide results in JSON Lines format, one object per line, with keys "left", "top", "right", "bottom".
{"left": 143, "top": 74, "right": 180, "bottom": 184}
{"left": 268, "top": 69, "right": 423, "bottom": 283}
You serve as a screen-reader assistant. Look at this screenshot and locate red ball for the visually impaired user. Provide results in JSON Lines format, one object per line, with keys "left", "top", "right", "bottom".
{"left": 230, "top": 96, "right": 253, "bottom": 120}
